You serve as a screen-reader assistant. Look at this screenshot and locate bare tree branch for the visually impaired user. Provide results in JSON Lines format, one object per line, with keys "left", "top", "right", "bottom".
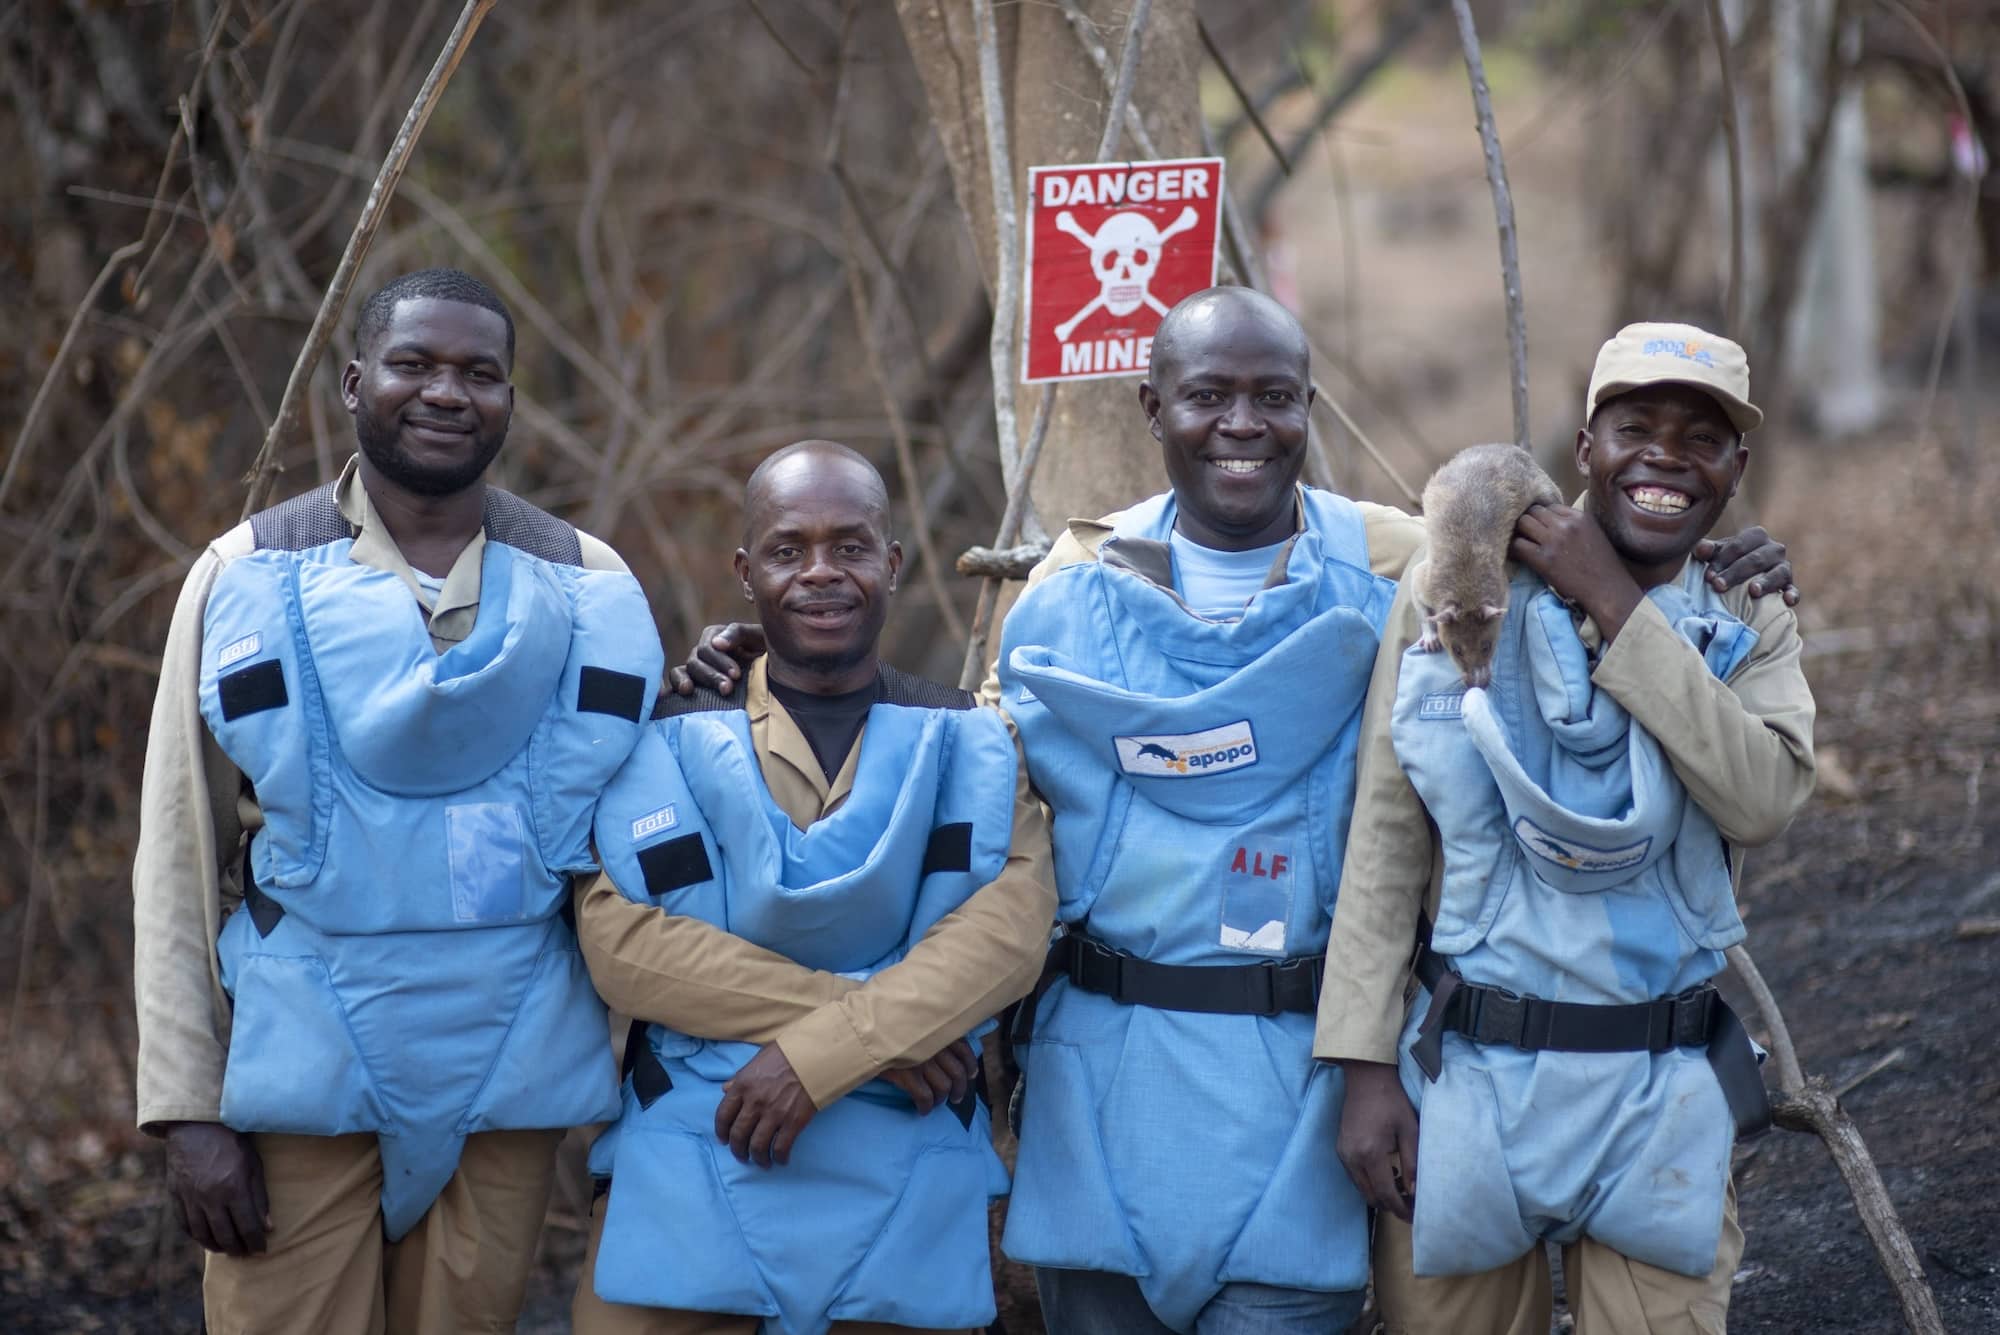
{"left": 1728, "top": 944, "right": 1945, "bottom": 1334}
{"left": 239, "top": 0, "right": 497, "bottom": 518}
{"left": 957, "top": 0, "right": 1152, "bottom": 691}
{"left": 1197, "top": 18, "right": 1290, "bottom": 177}
{"left": 1450, "top": 0, "right": 1530, "bottom": 450}
{"left": 969, "top": 0, "right": 1025, "bottom": 489}
{"left": 1875, "top": 0, "right": 1985, "bottom": 463}
{"left": 1705, "top": 0, "right": 1747, "bottom": 337}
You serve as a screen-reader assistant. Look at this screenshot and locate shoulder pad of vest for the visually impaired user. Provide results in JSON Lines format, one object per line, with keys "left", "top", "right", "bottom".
{"left": 479, "top": 487, "right": 583, "bottom": 565}
{"left": 249, "top": 481, "right": 583, "bottom": 566}
{"left": 878, "top": 664, "right": 975, "bottom": 711}
{"left": 654, "top": 685, "right": 746, "bottom": 719}
{"left": 249, "top": 483, "right": 351, "bottom": 551}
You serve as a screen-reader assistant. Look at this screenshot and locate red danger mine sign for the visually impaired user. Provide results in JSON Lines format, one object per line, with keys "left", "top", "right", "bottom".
{"left": 1023, "top": 156, "right": 1225, "bottom": 384}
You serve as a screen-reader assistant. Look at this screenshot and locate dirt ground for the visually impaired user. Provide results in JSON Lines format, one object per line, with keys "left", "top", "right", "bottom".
{"left": 5, "top": 41, "right": 1997, "bottom": 1335}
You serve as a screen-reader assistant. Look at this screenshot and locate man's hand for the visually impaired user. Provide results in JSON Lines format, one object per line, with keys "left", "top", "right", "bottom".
{"left": 881, "top": 1038, "right": 978, "bottom": 1115}
{"left": 1335, "top": 1061, "right": 1420, "bottom": 1223}
{"left": 668, "top": 623, "right": 765, "bottom": 696}
{"left": 717, "top": 1042, "right": 818, "bottom": 1167}
{"left": 1510, "top": 503, "right": 1646, "bottom": 641}
{"left": 163, "top": 1121, "right": 270, "bottom": 1255}
{"left": 1695, "top": 527, "right": 1799, "bottom": 605}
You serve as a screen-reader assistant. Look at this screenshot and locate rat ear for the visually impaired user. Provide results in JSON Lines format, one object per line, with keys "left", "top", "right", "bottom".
{"left": 1434, "top": 604, "right": 1461, "bottom": 624}
{"left": 1478, "top": 603, "right": 1505, "bottom": 621}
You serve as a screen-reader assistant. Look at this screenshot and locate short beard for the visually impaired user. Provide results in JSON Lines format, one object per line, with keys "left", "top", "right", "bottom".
{"left": 353, "top": 400, "right": 506, "bottom": 498}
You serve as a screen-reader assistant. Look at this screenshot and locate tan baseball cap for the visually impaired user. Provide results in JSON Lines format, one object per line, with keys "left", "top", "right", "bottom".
{"left": 1585, "top": 321, "right": 1762, "bottom": 435}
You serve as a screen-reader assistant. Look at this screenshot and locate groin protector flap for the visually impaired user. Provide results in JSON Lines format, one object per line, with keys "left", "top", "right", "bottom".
{"left": 1007, "top": 602, "right": 1377, "bottom": 822}
{"left": 304, "top": 542, "right": 570, "bottom": 795}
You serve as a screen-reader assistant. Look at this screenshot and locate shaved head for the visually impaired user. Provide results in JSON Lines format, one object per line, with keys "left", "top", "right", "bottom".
{"left": 1147, "top": 286, "right": 1310, "bottom": 392}
{"left": 742, "top": 439, "right": 891, "bottom": 547}
{"left": 736, "top": 440, "right": 902, "bottom": 694}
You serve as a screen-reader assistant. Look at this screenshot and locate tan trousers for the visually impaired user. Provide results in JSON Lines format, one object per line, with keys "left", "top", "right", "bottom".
{"left": 572, "top": 1196, "right": 967, "bottom": 1335}
{"left": 1374, "top": 1183, "right": 1743, "bottom": 1335}
{"left": 202, "top": 1128, "right": 562, "bottom": 1335}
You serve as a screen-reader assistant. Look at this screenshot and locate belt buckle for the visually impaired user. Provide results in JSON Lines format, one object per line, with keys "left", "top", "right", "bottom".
{"left": 1252, "top": 963, "right": 1283, "bottom": 1017}
{"left": 1671, "top": 986, "right": 1717, "bottom": 1047}
{"left": 1065, "top": 935, "right": 1096, "bottom": 987}
{"left": 1469, "top": 985, "right": 1528, "bottom": 1048}
{"left": 1267, "top": 956, "right": 1315, "bottom": 1015}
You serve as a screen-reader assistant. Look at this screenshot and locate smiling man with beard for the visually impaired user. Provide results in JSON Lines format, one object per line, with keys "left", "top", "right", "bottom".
{"left": 133, "top": 267, "right": 662, "bottom": 1333}
{"left": 1320, "top": 323, "right": 1817, "bottom": 1335}
{"left": 571, "top": 441, "right": 1055, "bottom": 1334}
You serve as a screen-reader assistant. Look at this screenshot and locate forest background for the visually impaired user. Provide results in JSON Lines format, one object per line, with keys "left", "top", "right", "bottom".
{"left": 1, "top": 1, "right": 1996, "bottom": 1331}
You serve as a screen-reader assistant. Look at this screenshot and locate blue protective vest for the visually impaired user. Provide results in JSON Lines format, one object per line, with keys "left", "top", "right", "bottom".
{"left": 996, "top": 489, "right": 1394, "bottom": 1331}
{"left": 587, "top": 693, "right": 1018, "bottom": 1335}
{"left": 1389, "top": 561, "right": 1758, "bottom": 1278}
{"left": 198, "top": 534, "right": 663, "bottom": 1239}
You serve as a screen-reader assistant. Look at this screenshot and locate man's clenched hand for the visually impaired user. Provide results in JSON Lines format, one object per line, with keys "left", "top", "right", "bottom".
{"left": 717, "top": 1042, "right": 818, "bottom": 1167}
{"left": 163, "top": 1121, "right": 270, "bottom": 1255}
{"left": 1335, "top": 1061, "right": 1421, "bottom": 1223}
{"left": 882, "top": 1038, "right": 978, "bottom": 1114}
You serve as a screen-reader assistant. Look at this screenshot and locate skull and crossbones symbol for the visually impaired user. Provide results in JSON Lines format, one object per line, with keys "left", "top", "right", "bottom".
{"left": 1053, "top": 205, "right": 1200, "bottom": 341}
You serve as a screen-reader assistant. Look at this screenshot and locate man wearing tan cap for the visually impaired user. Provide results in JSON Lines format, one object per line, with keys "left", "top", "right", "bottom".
{"left": 1317, "top": 321, "right": 1816, "bottom": 1334}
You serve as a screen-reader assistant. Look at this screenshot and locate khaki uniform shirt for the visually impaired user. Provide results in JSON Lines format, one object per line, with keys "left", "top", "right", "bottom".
{"left": 1312, "top": 548, "right": 1818, "bottom": 1065}
{"left": 131, "top": 457, "right": 630, "bottom": 1131}
{"left": 575, "top": 655, "right": 1058, "bottom": 1109}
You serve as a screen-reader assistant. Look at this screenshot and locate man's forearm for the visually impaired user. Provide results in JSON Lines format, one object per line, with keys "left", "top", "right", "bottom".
{"left": 134, "top": 551, "right": 238, "bottom": 1131}
{"left": 575, "top": 873, "right": 859, "bottom": 1044}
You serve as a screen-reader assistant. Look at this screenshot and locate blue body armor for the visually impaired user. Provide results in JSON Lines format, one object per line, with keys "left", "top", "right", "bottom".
{"left": 587, "top": 693, "right": 1017, "bottom": 1335}
{"left": 996, "top": 489, "right": 1394, "bottom": 1331}
{"left": 198, "top": 530, "right": 662, "bottom": 1239}
{"left": 1390, "top": 561, "right": 1758, "bottom": 1278}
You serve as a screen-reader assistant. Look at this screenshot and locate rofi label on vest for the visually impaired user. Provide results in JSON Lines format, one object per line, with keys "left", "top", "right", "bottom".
{"left": 1114, "top": 721, "right": 1258, "bottom": 777}
{"left": 1022, "top": 157, "right": 1224, "bottom": 384}
{"left": 631, "top": 803, "right": 680, "bottom": 840}
{"left": 218, "top": 632, "right": 262, "bottom": 669}
{"left": 1419, "top": 688, "right": 1465, "bottom": 720}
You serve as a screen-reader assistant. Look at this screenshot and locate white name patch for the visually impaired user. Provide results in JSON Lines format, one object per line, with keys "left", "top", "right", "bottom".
{"left": 630, "top": 804, "right": 680, "bottom": 840}
{"left": 218, "top": 633, "right": 262, "bottom": 669}
{"left": 1114, "top": 721, "right": 1258, "bottom": 778}
{"left": 1513, "top": 817, "right": 1651, "bottom": 875}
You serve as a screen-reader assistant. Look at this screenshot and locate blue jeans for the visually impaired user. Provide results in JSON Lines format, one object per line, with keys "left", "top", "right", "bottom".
{"left": 1035, "top": 1266, "right": 1365, "bottom": 1335}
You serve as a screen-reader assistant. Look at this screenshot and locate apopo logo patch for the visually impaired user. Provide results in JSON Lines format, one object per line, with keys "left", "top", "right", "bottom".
{"left": 1114, "top": 721, "right": 1258, "bottom": 777}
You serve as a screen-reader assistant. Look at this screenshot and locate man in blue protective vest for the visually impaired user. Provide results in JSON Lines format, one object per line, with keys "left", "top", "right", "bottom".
{"left": 1317, "top": 323, "right": 1817, "bottom": 1334}
{"left": 133, "top": 267, "right": 663, "bottom": 1333}
{"left": 571, "top": 440, "right": 1057, "bottom": 1335}
{"left": 672, "top": 291, "right": 1798, "bottom": 1335}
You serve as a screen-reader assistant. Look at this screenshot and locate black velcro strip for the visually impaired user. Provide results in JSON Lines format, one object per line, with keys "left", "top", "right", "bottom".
{"left": 577, "top": 667, "right": 647, "bottom": 722}
{"left": 921, "top": 822, "right": 974, "bottom": 877}
{"left": 219, "top": 660, "right": 287, "bottom": 721}
{"left": 637, "top": 834, "right": 713, "bottom": 898}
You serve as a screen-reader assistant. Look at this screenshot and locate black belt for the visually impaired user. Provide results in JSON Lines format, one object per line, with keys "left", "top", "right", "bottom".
{"left": 1011, "top": 931, "right": 1324, "bottom": 1043}
{"left": 1410, "top": 942, "right": 1771, "bottom": 1139}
